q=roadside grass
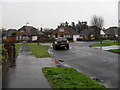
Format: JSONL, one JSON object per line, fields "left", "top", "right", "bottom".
{"left": 42, "top": 67, "right": 106, "bottom": 89}
{"left": 15, "top": 44, "right": 22, "bottom": 56}
{"left": 107, "top": 49, "right": 120, "bottom": 54}
{"left": 91, "top": 42, "right": 120, "bottom": 47}
{"left": 28, "top": 44, "right": 52, "bottom": 58}
{"left": 82, "top": 40, "right": 111, "bottom": 42}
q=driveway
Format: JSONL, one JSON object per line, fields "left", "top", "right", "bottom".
{"left": 48, "top": 42, "right": 119, "bottom": 88}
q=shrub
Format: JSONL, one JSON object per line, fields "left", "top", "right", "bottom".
{"left": 0, "top": 48, "right": 9, "bottom": 64}
{"left": 48, "top": 37, "right": 55, "bottom": 42}
{"left": 67, "top": 38, "right": 73, "bottom": 42}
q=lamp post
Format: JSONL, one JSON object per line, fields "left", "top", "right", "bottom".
{"left": 25, "top": 22, "right": 29, "bottom": 43}
{"left": 37, "top": 28, "right": 39, "bottom": 45}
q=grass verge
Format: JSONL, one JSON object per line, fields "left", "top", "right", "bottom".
{"left": 107, "top": 49, "right": 120, "bottom": 54}
{"left": 15, "top": 44, "right": 22, "bottom": 56}
{"left": 42, "top": 67, "right": 106, "bottom": 89}
{"left": 28, "top": 44, "right": 52, "bottom": 58}
{"left": 91, "top": 42, "right": 120, "bottom": 47}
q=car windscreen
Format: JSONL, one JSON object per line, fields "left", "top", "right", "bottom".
{"left": 55, "top": 39, "right": 67, "bottom": 42}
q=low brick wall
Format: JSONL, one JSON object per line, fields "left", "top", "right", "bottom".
{"left": 2, "top": 60, "right": 10, "bottom": 77}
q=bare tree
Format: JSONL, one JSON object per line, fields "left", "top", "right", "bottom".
{"left": 90, "top": 15, "right": 104, "bottom": 29}
{"left": 90, "top": 15, "right": 104, "bottom": 44}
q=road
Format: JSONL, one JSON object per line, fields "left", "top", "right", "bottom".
{"left": 48, "top": 42, "right": 119, "bottom": 88}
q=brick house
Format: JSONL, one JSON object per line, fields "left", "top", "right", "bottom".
{"left": 80, "top": 26, "right": 101, "bottom": 40}
{"left": 2, "top": 29, "right": 17, "bottom": 42}
{"left": 2, "top": 26, "right": 48, "bottom": 43}
{"left": 51, "top": 26, "right": 79, "bottom": 41}
{"left": 17, "top": 26, "right": 48, "bottom": 42}
{"left": 103, "top": 27, "right": 120, "bottom": 37}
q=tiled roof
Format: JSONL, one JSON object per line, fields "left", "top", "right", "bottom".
{"left": 18, "top": 26, "right": 44, "bottom": 36}
{"left": 2, "top": 29, "right": 17, "bottom": 36}
{"left": 104, "top": 27, "right": 120, "bottom": 36}
{"left": 7, "top": 29, "right": 17, "bottom": 36}
{"left": 81, "top": 26, "right": 100, "bottom": 36}
{"left": 53, "top": 26, "right": 79, "bottom": 35}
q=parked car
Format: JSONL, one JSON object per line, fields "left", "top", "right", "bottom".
{"left": 52, "top": 38, "right": 69, "bottom": 50}
{"left": 23, "top": 40, "right": 27, "bottom": 44}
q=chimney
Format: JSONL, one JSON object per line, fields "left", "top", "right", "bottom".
{"left": 40, "top": 27, "right": 43, "bottom": 32}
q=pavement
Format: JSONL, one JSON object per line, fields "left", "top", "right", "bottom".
{"left": 2, "top": 45, "right": 54, "bottom": 89}
{"left": 92, "top": 45, "right": 119, "bottom": 50}
{"left": 0, "top": 64, "right": 2, "bottom": 90}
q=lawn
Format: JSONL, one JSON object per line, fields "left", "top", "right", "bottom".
{"left": 91, "top": 42, "right": 120, "bottom": 47}
{"left": 107, "top": 49, "right": 120, "bottom": 54}
{"left": 42, "top": 67, "right": 106, "bottom": 89}
{"left": 0, "top": 44, "right": 2, "bottom": 50}
{"left": 28, "top": 44, "right": 52, "bottom": 58}
{"left": 15, "top": 44, "right": 22, "bottom": 56}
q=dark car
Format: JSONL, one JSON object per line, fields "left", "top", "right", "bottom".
{"left": 52, "top": 38, "right": 69, "bottom": 50}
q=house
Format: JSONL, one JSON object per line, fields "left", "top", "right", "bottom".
{"left": 100, "top": 29, "right": 108, "bottom": 39}
{"left": 80, "top": 26, "right": 100, "bottom": 40}
{"left": 104, "top": 27, "right": 120, "bottom": 37}
{"left": 2, "top": 31, "right": 8, "bottom": 40}
{"left": 2, "top": 29, "right": 17, "bottom": 42}
{"left": 17, "top": 26, "right": 48, "bottom": 42}
{"left": 7, "top": 29, "right": 17, "bottom": 37}
{"left": 51, "top": 26, "right": 79, "bottom": 41}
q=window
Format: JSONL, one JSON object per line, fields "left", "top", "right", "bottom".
{"left": 16, "top": 36, "right": 18, "bottom": 40}
{"left": 19, "top": 36, "right": 22, "bottom": 40}
{"left": 65, "top": 35, "right": 70, "bottom": 38}
{"left": 3, "top": 36, "right": 7, "bottom": 39}
{"left": 23, "top": 36, "right": 27, "bottom": 40}
{"left": 53, "top": 35, "right": 56, "bottom": 38}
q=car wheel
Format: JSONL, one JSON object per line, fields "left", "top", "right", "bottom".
{"left": 53, "top": 46, "right": 55, "bottom": 49}
{"left": 66, "top": 46, "right": 69, "bottom": 50}
{"left": 54, "top": 46, "right": 58, "bottom": 50}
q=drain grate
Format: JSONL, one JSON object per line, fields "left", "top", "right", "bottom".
{"left": 52, "top": 59, "right": 68, "bottom": 67}
{"left": 58, "top": 60, "right": 64, "bottom": 63}
{"left": 91, "top": 77, "right": 104, "bottom": 83}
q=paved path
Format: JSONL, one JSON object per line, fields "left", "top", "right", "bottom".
{"left": 3, "top": 45, "right": 54, "bottom": 88}
{"left": 0, "top": 65, "right": 2, "bottom": 90}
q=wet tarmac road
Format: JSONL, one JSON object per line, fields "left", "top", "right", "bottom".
{"left": 49, "top": 42, "right": 119, "bottom": 88}
{"left": 3, "top": 45, "right": 53, "bottom": 88}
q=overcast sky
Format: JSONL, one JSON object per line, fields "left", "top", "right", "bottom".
{"left": 0, "top": 0, "right": 119, "bottom": 30}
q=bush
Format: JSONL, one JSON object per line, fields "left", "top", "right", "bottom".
{"left": 0, "top": 48, "right": 9, "bottom": 64}
{"left": 76, "top": 38, "right": 84, "bottom": 41}
{"left": 48, "top": 37, "right": 55, "bottom": 42}
{"left": 67, "top": 38, "right": 73, "bottom": 42}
